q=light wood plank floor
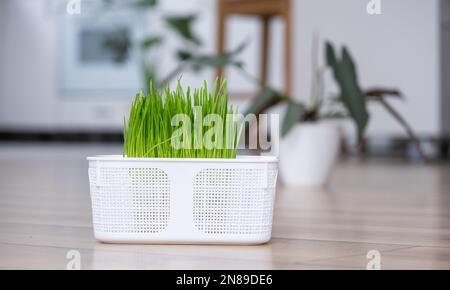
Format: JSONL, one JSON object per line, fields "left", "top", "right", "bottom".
{"left": 1, "top": 144, "right": 449, "bottom": 270}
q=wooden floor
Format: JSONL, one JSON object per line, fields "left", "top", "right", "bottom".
{"left": 1, "top": 144, "right": 450, "bottom": 270}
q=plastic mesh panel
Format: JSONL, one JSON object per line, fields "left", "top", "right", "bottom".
{"left": 193, "top": 168, "right": 277, "bottom": 235}
{"left": 89, "top": 167, "right": 170, "bottom": 234}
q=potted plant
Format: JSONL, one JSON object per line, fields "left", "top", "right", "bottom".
{"left": 246, "top": 41, "right": 425, "bottom": 188}
{"left": 87, "top": 79, "right": 278, "bottom": 244}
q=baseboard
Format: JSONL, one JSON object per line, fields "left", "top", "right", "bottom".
{"left": 0, "top": 131, "right": 123, "bottom": 143}
{"left": 0, "top": 131, "right": 448, "bottom": 160}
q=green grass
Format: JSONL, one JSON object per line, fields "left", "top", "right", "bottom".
{"left": 123, "top": 79, "right": 241, "bottom": 158}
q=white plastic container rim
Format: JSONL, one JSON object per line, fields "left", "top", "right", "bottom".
{"left": 87, "top": 155, "right": 278, "bottom": 163}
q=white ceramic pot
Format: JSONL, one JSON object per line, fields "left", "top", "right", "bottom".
{"left": 280, "top": 121, "right": 340, "bottom": 188}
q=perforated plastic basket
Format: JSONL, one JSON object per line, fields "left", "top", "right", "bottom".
{"left": 87, "top": 155, "right": 278, "bottom": 244}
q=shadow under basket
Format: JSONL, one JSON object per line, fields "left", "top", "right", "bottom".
{"left": 87, "top": 155, "right": 278, "bottom": 244}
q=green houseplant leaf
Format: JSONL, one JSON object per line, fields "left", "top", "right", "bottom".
{"left": 189, "top": 54, "right": 243, "bottom": 70}
{"left": 141, "top": 36, "right": 162, "bottom": 50}
{"left": 134, "top": 0, "right": 158, "bottom": 7}
{"left": 176, "top": 49, "right": 194, "bottom": 61}
{"left": 187, "top": 41, "right": 247, "bottom": 70}
{"left": 165, "top": 15, "right": 202, "bottom": 46}
{"left": 157, "top": 42, "right": 247, "bottom": 87}
{"left": 244, "top": 88, "right": 284, "bottom": 116}
{"left": 282, "top": 101, "right": 305, "bottom": 137}
{"left": 326, "top": 42, "right": 369, "bottom": 140}
{"left": 326, "top": 42, "right": 337, "bottom": 68}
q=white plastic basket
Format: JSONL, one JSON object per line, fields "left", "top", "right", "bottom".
{"left": 87, "top": 155, "right": 278, "bottom": 244}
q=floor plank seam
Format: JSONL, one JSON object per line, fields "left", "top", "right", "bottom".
{"left": 0, "top": 241, "right": 282, "bottom": 264}
{"left": 297, "top": 245, "right": 417, "bottom": 267}
{"left": 0, "top": 221, "right": 93, "bottom": 230}
{"left": 271, "top": 235, "right": 424, "bottom": 248}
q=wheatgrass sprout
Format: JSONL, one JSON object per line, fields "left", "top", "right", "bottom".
{"left": 123, "top": 79, "right": 241, "bottom": 158}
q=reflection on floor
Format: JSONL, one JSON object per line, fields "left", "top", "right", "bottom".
{"left": 0, "top": 144, "right": 449, "bottom": 269}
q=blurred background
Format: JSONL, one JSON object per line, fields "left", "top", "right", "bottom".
{"left": 0, "top": 0, "right": 449, "bottom": 160}
{"left": 1, "top": 0, "right": 450, "bottom": 270}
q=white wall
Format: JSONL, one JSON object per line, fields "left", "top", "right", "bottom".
{"left": 0, "top": 0, "right": 443, "bottom": 138}
{"left": 0, "top": 0, "right": 57, "bottom": 129}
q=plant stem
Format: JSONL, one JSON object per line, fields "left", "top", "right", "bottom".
{"left": 377, "top": 97, "right": 428, "bottom": 162}
{"left": 157, "top": 62, "right": 189, "bottom": 88}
